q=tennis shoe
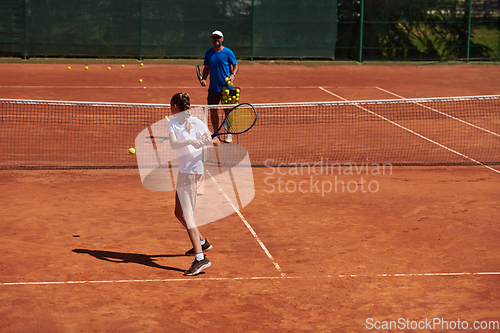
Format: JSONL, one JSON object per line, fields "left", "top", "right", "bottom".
{"left": 184, "top": 256, "right": 211, "bottom": 276}
{"left": 185, "top": 239, "right": 213, "bottom": 256}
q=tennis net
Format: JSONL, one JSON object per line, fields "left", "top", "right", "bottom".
{"left": 1, "top": 95, "right": 499, "bottom": 170}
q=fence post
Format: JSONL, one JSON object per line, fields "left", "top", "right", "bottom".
{"left": 359, "top": 0, "right": 364, "bottom": 63}
{"left": 466, "top": 0, "right": 473, "bottom": 62}
{"left": 139, "top": 0, "right": 143, "bottom": 60}
{"left": 251, "top": 0, "right": 255, "bottom": 61}
{"left": 23, "top": 0, "right": 27, "bottom": 59}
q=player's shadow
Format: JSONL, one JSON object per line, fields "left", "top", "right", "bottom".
{"left": 72, "top": 249, "right": 186, "bottom": 272}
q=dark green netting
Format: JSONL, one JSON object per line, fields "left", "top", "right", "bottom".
{"left": 0, "top": 0, "right": 498, "bottom": 61}
{"left": 0, "top": 0, "right": 337, "bottom": 59}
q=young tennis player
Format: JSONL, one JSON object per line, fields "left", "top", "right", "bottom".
{"left": 168, "top": 92, "right": 219, "bottom": 276}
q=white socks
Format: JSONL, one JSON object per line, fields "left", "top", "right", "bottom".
{"left": 194, "top": 239, "right": 206, "bottom": 261}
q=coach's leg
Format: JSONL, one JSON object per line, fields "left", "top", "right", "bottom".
{"left": 207, "top": 89, "right": 222, "bottom": 132}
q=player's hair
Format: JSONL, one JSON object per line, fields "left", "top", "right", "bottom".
{"left": 171, "top": 92, "right": 192, "bottom": 133}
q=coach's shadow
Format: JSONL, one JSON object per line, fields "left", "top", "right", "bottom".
{"left": 72, "top": 249, "right": 186, "bottom": 272}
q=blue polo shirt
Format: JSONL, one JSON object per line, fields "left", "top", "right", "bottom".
{"left": 204, "top": 47, "right": 237, "bottom": 92}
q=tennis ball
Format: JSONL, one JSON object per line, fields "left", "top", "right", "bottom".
{"left": 121, "top": 64, "right": 125, "bottom": 68}
{"left": 140, "top": 63, "right": 144, "bottom": 67}
{"left": 68, "top": 66, "right": 71, "bottom": 70}
{"left": 85, "top": 66, "right": 89, "bottom": 70}
{"left": 108, "top": 67, "right": 111, "bottom": 70}
{"left": 128, "top": 148, "right": 135, "bottom": 155}
{"left": 139, "top": 79, "right": 143, "bottom": 83}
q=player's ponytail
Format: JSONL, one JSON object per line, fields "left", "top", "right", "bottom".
{"left": 171, "top": 92, "right": 192, "bottom": 133}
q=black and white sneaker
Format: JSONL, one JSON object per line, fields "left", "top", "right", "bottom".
{"left": 185, "top": 240, "right": 213, "bottom": 256}
{"left": 184, "top": 256, "right": 211, "bottom": 276}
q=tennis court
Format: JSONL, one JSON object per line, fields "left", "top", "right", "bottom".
{"left": 1, "top": 62, "right": 500, "bottom": 332}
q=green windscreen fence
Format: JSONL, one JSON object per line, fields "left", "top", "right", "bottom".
{"left": 0, "top": 0, "right": 337, "bottom": 59}
{"left": 337, "top": 0, "right": 500, "bottom": 61}
{"left": 0, "top": 0, "right": 498, "bottom": 61}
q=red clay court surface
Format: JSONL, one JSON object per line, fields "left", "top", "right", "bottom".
{"left": 1, "top": 62, "right": 500, "bottom": 332}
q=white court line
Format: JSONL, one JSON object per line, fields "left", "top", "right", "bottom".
{"left": 375, "top": 86, "right": 500, "bottom": 138}
{"left": 204, "top": 169, "right": 283, "bottom": 276}
{"left": 319, "top": 87, "right": 500, "bottom": 174}
{"left": 0, "top": 85, "right": 189, "bottom": 89}
{"left": 319, "top": 86, "right": 348, "bottom": 100}
{"left": 0, "top": 85, "right": 374, "bottom": 90}
{"left": 2, "top": 271, "right": 499, "bottom": 286}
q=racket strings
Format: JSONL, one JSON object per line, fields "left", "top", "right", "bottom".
{"left": 225, "top": 106, "right": 256, "bottom": 134}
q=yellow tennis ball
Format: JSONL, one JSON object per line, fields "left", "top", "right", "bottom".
{"left": 121, "top": 64, "right": 125, "bottom": 68}
{"left": 139, "top": 79, "right": 143, "bottom": 83}
{"left": 108, "top": 67, "right": 111, "bottom": 70}
{"left": 85, "top": 66, "right": 89, "bottom": 70}
{"left": 68, "top": 66, "right": 71, "bottom": 70}
{"left": 140, "top": 63, "right": 144, "bottom": 66}
{"left": 128, "top": 148, "right": 135, "bottom": 155}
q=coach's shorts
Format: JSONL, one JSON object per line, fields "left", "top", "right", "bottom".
{"left": 207, "top": 89, "right": 222, "bottom": 105}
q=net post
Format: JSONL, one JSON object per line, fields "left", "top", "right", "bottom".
{"left": 203, "top": 105, "right": 209, "bottom": 128}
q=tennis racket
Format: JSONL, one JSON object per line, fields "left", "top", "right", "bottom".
{"left": 211, "top": 103, "right": 257, "bottom": 139}
{"left": 195, "top": 65, "right": 203, "bottom": 83}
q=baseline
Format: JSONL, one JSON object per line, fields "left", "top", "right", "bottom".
{"left": 2, "top": 271, "right": 500, "bottom": 287}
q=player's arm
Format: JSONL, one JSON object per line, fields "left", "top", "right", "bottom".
{"left": 229, "top": 63, "right": 239, "bottom": 82}
{"left": 169, "top": 132, "right": 203, "bottom": 149}
{"left": 202, "top": 131, "right": 219, "bottom": 146}
{"left": 201, "top": 65, "right": 210, "bottom": 86}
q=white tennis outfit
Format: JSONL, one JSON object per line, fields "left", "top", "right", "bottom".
{"left": 168, "top": 114, "right": 209, "bottom": 229}
{"left": 168, "top": 115, "right": 208, "bottom": 175}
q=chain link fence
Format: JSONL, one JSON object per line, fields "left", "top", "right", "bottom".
{"left": 0, "top": 0, "right": 498, "bottom": 61}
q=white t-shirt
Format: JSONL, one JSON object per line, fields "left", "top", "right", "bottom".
{"left": 168, "top": 115, "right": 209, "bottom": 174}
